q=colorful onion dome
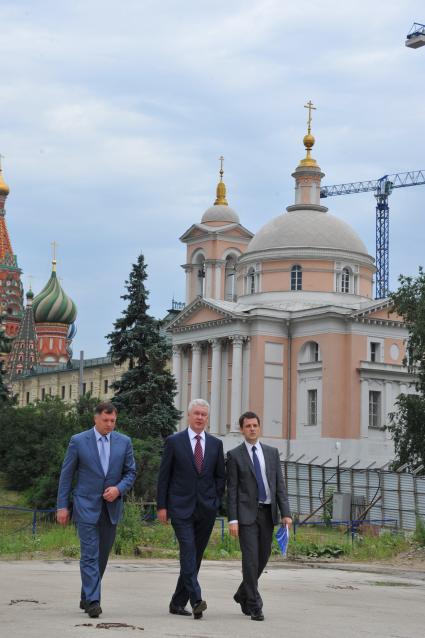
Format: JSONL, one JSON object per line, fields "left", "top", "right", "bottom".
{"left": 32, "top": 260, "right": 77, "bottom": 324}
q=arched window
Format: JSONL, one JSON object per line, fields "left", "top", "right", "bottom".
{"left": 192, "top": 252, "right": 206, "bottom": 297}
{"left": 341, "top": 267, "right": 350, "bottom": 293}
{"left": 291, "top": 265, "right": 302, "bottom": 291}
{"left": 224, "top": 255, "right": 237, "bottom": 301}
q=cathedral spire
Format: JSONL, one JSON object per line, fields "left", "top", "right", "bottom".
{"left": 299, "top": 100, "right": 318, "bottom": 168}
{"left": 214, "top": 155, "right": 228, "bottom": 206}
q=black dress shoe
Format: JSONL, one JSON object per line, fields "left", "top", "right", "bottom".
{"left": 79, "top": 600, "right": 88, "bottom": 612}
{"left": 250, "top": 607, "right": 264, "bottom": 621}
{"left": 169, "top": 603, "right": 192, "bottom": 616}
{"left": 87, "top": 602, "right": 102, "bottom": 618}
{"left": 192, "top": 599, "right": 207, "bottom": 619}
{"left": 233, "top": 593, "right": 250, "bottom": 616}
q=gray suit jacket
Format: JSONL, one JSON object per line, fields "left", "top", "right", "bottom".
{"left": 227, "top": 442, "right": 291, "bottom": 525}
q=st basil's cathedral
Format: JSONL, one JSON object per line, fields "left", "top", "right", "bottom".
{"left": 0, "top": 161, "right": 77, "bottom": 377}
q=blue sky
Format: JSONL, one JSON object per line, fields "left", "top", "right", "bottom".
{"left": 1, "top": 0, "right": 424, "bottom": 357}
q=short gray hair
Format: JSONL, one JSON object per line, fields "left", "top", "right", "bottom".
{"left": 188, "top": 398, "right": 210, "bottom": 414}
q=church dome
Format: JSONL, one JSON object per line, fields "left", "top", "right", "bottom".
{"left": 201, "top": 159, "right": 240, "bottom": 224}
{"left": 201, "top": 204, "right": 240, "bottom": 224}
{"left": 33, "top": 261, "right": 77, "bottom": 324}
{"left": 247, "top": 206, "right": 368, "bottom": 256}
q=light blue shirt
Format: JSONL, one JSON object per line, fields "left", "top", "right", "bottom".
{"left": 94, "top": 427, "right": 111, "bottom": 472}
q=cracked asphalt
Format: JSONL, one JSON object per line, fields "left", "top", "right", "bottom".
{"left": 1, "top": 559, "right": 424, "bottom": 638}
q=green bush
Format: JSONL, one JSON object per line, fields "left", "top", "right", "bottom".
{"left": 114, "top": 500, "right": 143, "bottom": 555}
{"left": 413, "top": 517, "right": 425, "bottom": 546}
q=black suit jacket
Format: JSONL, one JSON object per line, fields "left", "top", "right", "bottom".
{"left": 157, "top": 428, "right": 226, "bottom": 519}
{"left": 227, "top": 442, "right": 291, "bottom": 525}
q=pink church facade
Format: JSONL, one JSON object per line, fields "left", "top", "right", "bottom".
{"left": 168, "top": 134, "right": 413, "bottom": 467}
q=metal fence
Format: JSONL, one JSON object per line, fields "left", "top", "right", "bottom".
{"left": 282, "top": 460, "right": 425, "bottom": 531}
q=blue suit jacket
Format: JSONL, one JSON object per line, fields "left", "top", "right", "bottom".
{"left": 57, "top": 428, "right": 137, "bottom": 525}
{"left": 156, "top": 428, "right": 225, "bottom": 519}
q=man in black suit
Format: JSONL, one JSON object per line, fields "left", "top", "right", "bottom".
{"left": 157, "top": 398, "right": 225, "bottom": 620}
{"left": 227, "top": 411, "right": 292, "bottom": 621}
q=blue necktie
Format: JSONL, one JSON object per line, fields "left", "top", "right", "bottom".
{"left": 99, "top": 436, "right": 109, "bottom": 476}
{"left": 252, "top": 445, "right": 267, "bottom": 502}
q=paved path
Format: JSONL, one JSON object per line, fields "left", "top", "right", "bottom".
{"left": 1, "top": 559, "right": 423, "bottom": 638}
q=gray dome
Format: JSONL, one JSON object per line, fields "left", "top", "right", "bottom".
{"left": 201, "top": 204, "right": 240, "bottom": 224}
{"left": 247, "top": 207, "right": 368, "bottom": 255}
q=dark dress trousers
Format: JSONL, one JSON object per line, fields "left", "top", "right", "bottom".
{"left": 57, "top": 428, "right": 136, "bottom": 604}
{"left": 227, "top": 442, "right": 291, "bottom": 611}
{"left": 157, "top": 428, "right": 225, "bottom": 607}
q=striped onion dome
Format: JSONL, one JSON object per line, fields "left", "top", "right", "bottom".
{"left": 32, "top": 260, "right": 77, "bottom": 324}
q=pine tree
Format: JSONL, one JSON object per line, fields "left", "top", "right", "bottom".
{"left": 107, "top": 253, "right": 180, "bottom": 439}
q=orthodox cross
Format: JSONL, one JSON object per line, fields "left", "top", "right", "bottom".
{"left": 304, "top": 100, "right": 316, "bottom": 134}
{"left": 219, "top": 155, "right": 224, "bottom": 181}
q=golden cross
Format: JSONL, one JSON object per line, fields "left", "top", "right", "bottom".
{"left": 51, "top": 240, "right": 58, "bottom": 262}
{"left": 27, "top": 275, "right": 34, "bottom": 291}
{"left": 304, "top": 100, "right": 316, "bottom": 134}
{"left": 0, "top": 153, "right": 4, "bottom": 171}
{"left": 219, "top": 155, "right": 224, "bottom": 181}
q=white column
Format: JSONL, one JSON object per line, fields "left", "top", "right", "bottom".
{"left": 242, "top": 337, "right": 250, "bottom": 412}
{"left": 184, "top": 266, "right": 192, "bottom": 305}
{"left": 205, "top": 262, "right": 213, "bottom": 298}
{"left": 209, "top": 339, "right": 222, "bottom": 434}
{"left": 360, "top": 378, "right": 369, "bottom": 438}
{"left": 191, "top": 342, "right": 202, "bottom": 400}
{"left": 172, "top": 345, "right": 182, "bottom": 411}
{"left": 181, "top": 348, "right": 189, "bottom": 429}
{"left": 230, "top": 335, "right": 244, "bottom": 433}
{"left": 215, "top": 263, "right": 222, "bottom": 300}
{"left": 220, "top": 341, "right": 229, "bottom": 434}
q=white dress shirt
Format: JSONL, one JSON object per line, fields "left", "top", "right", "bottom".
{"left": 188, "top": 427, "right": 206, "bottom": 455}
{"left": 244, "top": 440, "right": 271, "bottom": 504}
{"left": 229, "top": 440, "right": 271, "bottom": 525}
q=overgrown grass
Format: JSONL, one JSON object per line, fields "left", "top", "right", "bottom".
{"left": 0, "top": 487, "right": 412, "bottom": 562}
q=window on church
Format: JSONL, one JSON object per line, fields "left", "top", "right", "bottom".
{"left": 104, "top": 379, "right": 109, "bottom": 394}
{"left": 341, "top": 267, "right": 350, "bottom": 293}
{"left": 82, "top": 383, "right": 87, "bottom": 395}
{"left": 291, "top": 265, "right": 302, "bottom": 291}
{"left": 370, "top": 342, "right": 381, "bottom": 362}
{"left": 247, "top": 267, "right": 257, "bottom": 294}
{"left": 26, "top": 392, "right": 30, "bottom": 405}
{"left": 194, "top": 254, "right": 206, "bottom": 297}
{"left": 61, "top": 386, "right": 65, "bottom": 400}
{"left": 307, "top": 389, "right": 318, "bottom": 425}
{"left": 69, "top": 385, "right": 72, "bottom": 399}
{"left": 369, "top": 391, "right": 381, "bottom": 428}
{"left": 41, "top": 388, "right": 46, "bottom": 400}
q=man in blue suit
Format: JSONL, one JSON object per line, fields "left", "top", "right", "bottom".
{"left": 57, "top": 401, "right": 136, "bottom": 618}
{"left": 157, "top": 398, "right": 225, "bottom": 620}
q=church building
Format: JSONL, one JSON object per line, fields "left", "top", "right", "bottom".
{"left": 167, "top": 116, "right": 413, "bottom": 467}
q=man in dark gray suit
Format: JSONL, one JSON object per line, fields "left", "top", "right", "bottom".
{"left": 227, "top": 411, "right": 292, "bottom": 621}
